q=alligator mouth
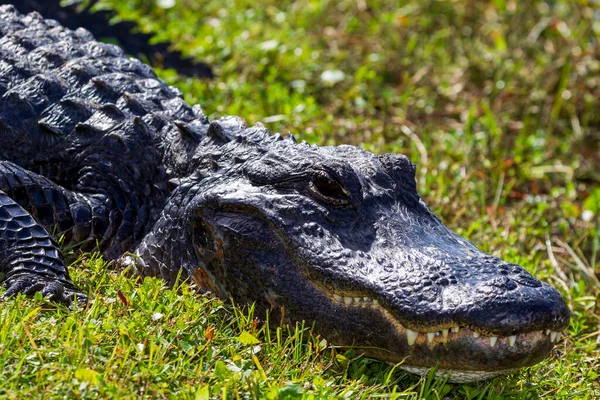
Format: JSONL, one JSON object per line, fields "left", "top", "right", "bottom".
{"left": 326, "top": 292, "right": 563, "bottom": 381}
{"left": 330, "top": 293, "right": 563, "bottom": 345}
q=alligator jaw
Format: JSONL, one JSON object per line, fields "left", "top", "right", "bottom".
{"left": 329, "top": 292, "right": 563, "bottom": 344}
{"left": 397, "top": 366, "right": 518, "bottom": 383}
{"left": 326, "top": 292, "right": 564, "bottom": 382}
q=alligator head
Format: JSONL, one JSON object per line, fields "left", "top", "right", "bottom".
{"left": 126, "top": 125, "right": 570, "bottom": 383}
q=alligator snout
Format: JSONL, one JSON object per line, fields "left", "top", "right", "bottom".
{"left": 371, "top": 253, "right": 570, "bottom": 337}
{"left": 315, "top": 244, "right": 570, "bottom": 381}
{"left": 308, "top": 207, "right": 571, "bottom": 381}
{"left": 449, "top": 264, "right": 570, "bottom": 336}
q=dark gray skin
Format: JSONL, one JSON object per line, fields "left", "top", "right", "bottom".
{"left": 6, "top": 0, "right": 213, "bottom": 78}
{"left": 0, "top": 6, "right": 569, "bottom": 382}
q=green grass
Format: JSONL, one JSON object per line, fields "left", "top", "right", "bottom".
{"left": 1, "top": 0, "right": 600, "bottom": 398}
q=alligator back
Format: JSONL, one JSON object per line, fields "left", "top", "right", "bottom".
{"left": 5, "top": 0, "right": 213, "bottom": 77}
{"left": 0, "top": 5, "right": 209, "bottom": 257}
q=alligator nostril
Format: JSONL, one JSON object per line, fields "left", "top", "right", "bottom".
{"left": 490, "top": 275, "right": 519, "bottom": 291}
{"left": 506, "top": 279, "right": 517, "bottom": 290}
{"left": 513, "top": 272, "right": 542, "bottom": 288}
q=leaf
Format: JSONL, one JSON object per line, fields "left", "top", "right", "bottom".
{"left": 214, "top": 361, "right": 228, "bottom": 380}
{"left": 277, "top": 384, "right": 303, "bottom": 399}
{"left": 237, "top": 331, "right": 260, "bottom": 345}
{"left": 195, "top": 385, "right": 209, "bottom": 400}
{"left": 180, "top": 340, "right": 193, "bottom": 353}
{"left": 75, "top": 368, "right": 99, "bottom": 384}
{"left": 251, "top": 317, "right": 260, "bottom": 334}
{"left": 118, "top": 324, "right": 128, "bottom": 336}
{"left": 204, "top": 325, "right": 215, "bottom": 342}
{"left": 583, "top": 187, "right": 600, "bottom": 214}
{"left": 151, "top": 312, "right": 164, "bottom": 321}
{"left": 22, "top": 307, "right": 41, "bottom": 323}
{"left": 335, "top": 353, "right": 348, "bottom": 366}
{"left": 117, "top": 290, "right": 129, "bottom": 306}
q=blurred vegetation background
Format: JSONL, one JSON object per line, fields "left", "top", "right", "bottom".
{"left": 0, "top": 0, "right": 598, "bottom": 398}
{"left": 101, "top": 0, "right": 600, "bottom": 218}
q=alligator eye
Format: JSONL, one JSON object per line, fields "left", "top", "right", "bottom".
{"left": 309, "top": 171, "right": 351, "bottom": 206}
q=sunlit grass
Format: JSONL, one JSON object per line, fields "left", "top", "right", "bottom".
{"left": 2, "top": 250, "right": 596, "bottom": 399}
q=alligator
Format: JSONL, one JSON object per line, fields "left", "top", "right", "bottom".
{"left": 0, "top": 6, "right": 570, "bottom": 383}
{"left": 6, "top": 0, "right": 213, "bottom": 78}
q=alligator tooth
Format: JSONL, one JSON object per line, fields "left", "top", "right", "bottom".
{"left": 343, "top": 297, "right": 353, "bottom": 305}
{"left": 406, "top": 329, "right": 418, "bottom": 346}
{"left": 427, "top": 332, "right": 435, "bottom": 343}
{"left": 545, "top": 329, "right": 551, "bottom": 335}
{"left": 333, "top": 294, "right": 342, "bottom": 302}
{"left": 372, "top": 299, "right": 379, "bottom": 305}
{"left": 490, "top": 336, "right": 497, "bottom": 348}
{"left": 354, "top": 297, "right": 362, "bottom": 303}
{"left": 363, "top": 297, "right": 371, "bottom": 302}
{"left": 473, "top": 332, "right": 480, "bottom": 338}
{"left": 442, "top": 329, "right": 449, "bottom": 338}
{"left": 509, "top": 335, "right": 516, "bottom": 347}
{"left": 556, "top": 332, "right": 561, "bottom": 342}
{"left": 452, "top": 326, "right": 460, "bottom": 333}
{"left": 550, "top": 331, "right": 558, "bottom": 343}
{"left": 383, "top": 309, "right": 389, "bottom": 315}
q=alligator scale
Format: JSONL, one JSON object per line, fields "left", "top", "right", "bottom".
{"left": 0, "top": 6, "right": 569, "bottom": 383}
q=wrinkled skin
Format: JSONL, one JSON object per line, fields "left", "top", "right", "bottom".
{"left": 0, "top": 6, "right": 569, "bottom": 382}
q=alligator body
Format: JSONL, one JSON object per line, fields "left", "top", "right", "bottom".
{"left": 0, "top": 6, "right": 569, "bottom": 383}
{"left": 6, "top": 0, "right": 213, "bottom": 78}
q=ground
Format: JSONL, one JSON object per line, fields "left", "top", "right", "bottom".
{"left": 0, "top": 0, "right": 598, "bottom": 398}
